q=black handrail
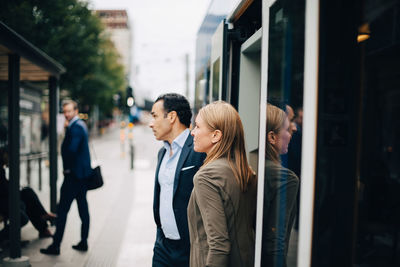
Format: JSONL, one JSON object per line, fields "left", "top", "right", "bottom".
{"left": 20, "top": 152, "right": 48, "bottom": 191}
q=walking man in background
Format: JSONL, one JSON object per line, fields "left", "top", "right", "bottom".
{"left": 41, "top": 100, "right": 92, "bottom": 255}
{"left": 149, "top": 93, "right": 205, "bottom": 267}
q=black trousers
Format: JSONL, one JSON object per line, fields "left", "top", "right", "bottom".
{"left": 152, "top": 229, "right": 189, "bottom": 267}
{"left": 0, "top": 187, "right": 45, "bottom": 241}
{"left": 20, "top": 187, "right": 48, "bottom": 232}
{"left": 52, "top": 175, "right": 89, "bottom": 247}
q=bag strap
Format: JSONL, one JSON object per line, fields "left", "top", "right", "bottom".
{"left": 89, "top": 141, "right": 98, "bottom": 162}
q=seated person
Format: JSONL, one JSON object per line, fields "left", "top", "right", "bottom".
{"left": 0, "top": 154, "right": 55, "bottom": 240}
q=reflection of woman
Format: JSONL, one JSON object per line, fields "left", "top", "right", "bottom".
{"left": 261, "top": 104, "right": 299, "bottom": 267}
{"left": 188, "top": 101, "right": 257, "bottom": 267}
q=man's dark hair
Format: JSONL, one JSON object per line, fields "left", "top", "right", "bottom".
{"left": 155, "top": 93, "right": 192, "bottom": 128}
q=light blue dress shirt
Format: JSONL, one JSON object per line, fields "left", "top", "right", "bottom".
{"left": 68, "top": 115, "right": 79, "bottom": 128}
{"left": 158, "top": 128, "right": 190, "bottom": 240}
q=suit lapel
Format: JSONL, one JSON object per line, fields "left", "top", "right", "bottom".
{"left": 155, "top": 148, "right": 166, "bottom": 185}
{"left": 173, "top": 135, "right": 192, "bottom": 196}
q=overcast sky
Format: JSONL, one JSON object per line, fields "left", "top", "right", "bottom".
{"left": 88, "top": 0, "right": 211, "bottom": 104}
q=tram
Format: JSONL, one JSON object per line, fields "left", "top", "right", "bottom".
{"left": 194, "top": 0, "right": 400, "bottom": 266}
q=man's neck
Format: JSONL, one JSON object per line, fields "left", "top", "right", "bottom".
{"left": 166, "top": 125, "right": 188, "bottom": 145}
{"left": 166, "top": 125, "right": 188, "bottom": 157}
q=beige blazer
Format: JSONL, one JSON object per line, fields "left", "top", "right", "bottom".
{"left": 187, "top": 158, "right": 257, "bottom": 267}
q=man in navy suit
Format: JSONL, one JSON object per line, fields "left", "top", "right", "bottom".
{"left": 150, "top": 93, "right": 206, "bottom": 267}
{"left": 41, "top": 100, "right": 92, "bottom": 255}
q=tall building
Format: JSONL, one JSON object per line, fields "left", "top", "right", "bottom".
{"left": 95, "top": 10, "right": 132, "bottom": 82}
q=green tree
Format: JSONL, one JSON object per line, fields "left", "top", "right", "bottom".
{"left": 0, "top": 0, "right": 126, "bottom": 117}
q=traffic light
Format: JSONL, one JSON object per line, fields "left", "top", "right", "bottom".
{"left": 126, "top": 86, "right": 133, "bottom": 98}
{"left": 126, "top": 86, "right": 134, "bottom": 107}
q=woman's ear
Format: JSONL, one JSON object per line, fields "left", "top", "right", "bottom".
{"left": 211, "top": 130, "right": 222, "bottom": 144}
{"left": 267, "top": 131, "right": 276, "bottom": 145}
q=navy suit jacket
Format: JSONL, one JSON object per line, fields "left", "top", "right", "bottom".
{"left": 61, "top": 119, "right": 92, "bottom": 179}
{"left": 153, "top": 134, "right": 206, "bottom": 245}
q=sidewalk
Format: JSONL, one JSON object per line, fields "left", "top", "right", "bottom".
{"left": 1, "top": 122, "right": 161, "bottom": 266}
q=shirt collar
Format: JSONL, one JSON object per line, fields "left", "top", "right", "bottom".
{"left": 163, "top": 128, "right": 190, "bottom": 150}
{"left": 68, "top": 116, "right": 79, "bottom": 128}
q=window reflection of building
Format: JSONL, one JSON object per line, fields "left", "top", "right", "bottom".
{"left": 0, "top": 82, "right": 48, "bottom": 187}
{"left": 20, "top": 85, "right": 43, "bottom": 155}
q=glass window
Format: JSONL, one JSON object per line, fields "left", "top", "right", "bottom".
{"left": 355, "top": 1, "right": 400, "bottom": 266}
{"left": 260, "top": 0, "right": 305, "bottom": 266}
{"left": 211, "top": 58, "right": 220, "bottom": 102}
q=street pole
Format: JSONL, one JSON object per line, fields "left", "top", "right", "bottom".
{"left": 185, "top": 53, "right": 189, "bottom": 98}
{"left": 5, "top": 53, "right": 30, "bottom": 267}
{"left": 49, "top": 76, "right": 59, "bottom": 214}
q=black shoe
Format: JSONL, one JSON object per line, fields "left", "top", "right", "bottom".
{"left": 72, "top": 241, "right": 88, "bottom": 252}
{"left": 40, "top": 244, "right": 60, "bottom": 255}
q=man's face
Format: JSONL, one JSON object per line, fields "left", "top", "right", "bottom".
{"left": 63, "top": 103, "right": 78, "bottom": 122}
{"left": 149, "top": 100, "right": 172, "bottom": 141}
{"left": 295, "top": 109, "right": 303, "bottom": 127}
{"left": 286, "top": 105, "right": 297, "bottom": 135}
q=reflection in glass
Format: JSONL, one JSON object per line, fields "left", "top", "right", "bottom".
{"left": 212, "top": 58, "right": 220, "bottom": 102}
{"left": 261, "top": 0, "right": 305, "bottom": 266}
{"left": 261, "top": 104, "right": 299, "bottom": 267}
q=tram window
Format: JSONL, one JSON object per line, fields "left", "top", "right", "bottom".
{"left": 354, "top": 0, "right": 400, "bottom": 265}
{"left": 260, "top": 0, "right": 305, "bottom": 266}
{"left": 211, "top": 58, "right": 220, "bottom": 102}
{"left": 306, "top": 0, "right": 400, "bottom": 266}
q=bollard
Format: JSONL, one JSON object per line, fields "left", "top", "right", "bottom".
{"left": 130, "top": 144, "right": 134, "bottom": 170}
{"left": 128, "top": 122, "right": 134, "bottom": 170}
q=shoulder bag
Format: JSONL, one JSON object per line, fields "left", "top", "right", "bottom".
{"left": 88, "top": 142, "right": 104, "bottom": 190}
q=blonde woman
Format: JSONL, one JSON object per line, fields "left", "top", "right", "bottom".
{"left": 188, "top": 101, "right": 257, "bottom": 267}
{"left": 261, "top": 104, "right": 299, "bottom": 267}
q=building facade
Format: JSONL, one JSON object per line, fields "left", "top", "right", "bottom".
{"left": 95, "top": 10, "right": 132, "bottom": 82}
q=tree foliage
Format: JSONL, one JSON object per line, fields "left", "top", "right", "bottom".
{"left": 0, "top": 0, "right": 126, "bottom": 117}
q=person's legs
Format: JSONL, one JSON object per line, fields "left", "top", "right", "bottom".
{"left": 52, "top": 177, "right": 76, "bottom": 247}
{"left": 152, "top": 240, "right": 171, "bottom": 267}
{"left": 152, "top": 230, "right": 189, "bottom": 267}
{"left": 75, "top": 181, "right": 89, "bottom": 244}
{"left": 20, "top": 187, "right": 47, "bottom": 216}
{"left": 20, "top": 187, "right": 48, "bottom": 233}
{"left": 165, "top": 238, "right": 189, "bottom": 267}
{"left": 0, "top": 223, "right": 8, "bottom": 242}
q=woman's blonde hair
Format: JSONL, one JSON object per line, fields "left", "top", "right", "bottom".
{"left": 198, "top": 101, "right": 254, "bottom": 192}
{"left": 266, "top": 103, "right": 287, "bottom": 163}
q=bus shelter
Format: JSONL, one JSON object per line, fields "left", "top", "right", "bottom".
{"left": 0, "top": 21, "right": 65, "bottom": 262}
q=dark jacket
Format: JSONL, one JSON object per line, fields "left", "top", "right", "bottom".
{"left": 153, "top": 134, "right": 206, "bottom": 246}
{"left": 261, "top": 160, "right": 299, "bottom": 267}
{"left": 61, "top": 119, "right": 92, "bottom": 179}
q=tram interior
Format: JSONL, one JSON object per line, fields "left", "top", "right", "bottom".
{"left": 356, "top": 0, "right": 400, "bottom": 264}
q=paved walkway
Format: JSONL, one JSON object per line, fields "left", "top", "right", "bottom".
{"left": 1, "top": 121, "right": 161, "bottom": 266}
